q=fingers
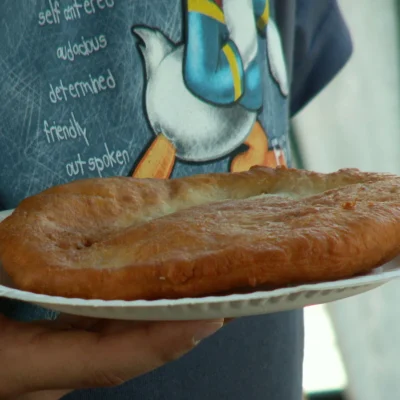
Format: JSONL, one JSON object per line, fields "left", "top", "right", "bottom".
{"left": 84, "top": 319, "right": 224, "bottom": 387}
{"left": 1, "top": 316, "right": 223, "bottom": 396}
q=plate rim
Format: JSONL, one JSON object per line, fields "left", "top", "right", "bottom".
{"left": 1, "top": 266, "right": 399, "bottom": 309}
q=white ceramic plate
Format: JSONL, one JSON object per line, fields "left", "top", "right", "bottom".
{"left": 1, "top": 209, "right": 400, "bottom": 320}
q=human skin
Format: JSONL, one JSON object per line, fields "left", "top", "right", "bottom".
{"left": 0, "top": 313, "right": 224, "bottom": 399}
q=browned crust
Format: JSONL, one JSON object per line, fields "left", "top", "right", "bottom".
{"left": 1, "top": 166, "right": 400, "bottom": 300}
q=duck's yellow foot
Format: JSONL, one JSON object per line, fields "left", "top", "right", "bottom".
{"left": 132, "top": 135, "right": 176, "bottom": 179}
{"left": 230, "top": 121, "right": 268, "bottom": 172}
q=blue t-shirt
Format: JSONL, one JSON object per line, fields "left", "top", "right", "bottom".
{"left": 0, "top": 0, "right": 352, "bottom": 398}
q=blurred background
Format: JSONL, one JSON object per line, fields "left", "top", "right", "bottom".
{"left": 293, "top": 0, "right": 400, "bottom": 399}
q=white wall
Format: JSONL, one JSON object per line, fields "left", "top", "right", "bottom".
{"left": 293, "top": 1, "right": 400, "bottom": 399}
{"left": 294, "top": 0, "right": 400, "bottom": 175}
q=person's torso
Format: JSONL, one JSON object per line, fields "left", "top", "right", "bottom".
{"left": 0, "top": 1, "right": 304, "bottom": 399}
{"left": 0, "top": 0, "right": 291, "bottom": 208}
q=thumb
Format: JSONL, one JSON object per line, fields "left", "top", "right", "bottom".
{"left": 4, "top": 318, "right": 224, "bottom": 395}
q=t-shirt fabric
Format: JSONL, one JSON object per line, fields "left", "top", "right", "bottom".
{"left": 0, "top": 1, "right": 352, "bottom": 398}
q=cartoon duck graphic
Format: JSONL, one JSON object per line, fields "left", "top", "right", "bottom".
{"left": 132, "top": 0, "right": 288, "bottom": 179}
